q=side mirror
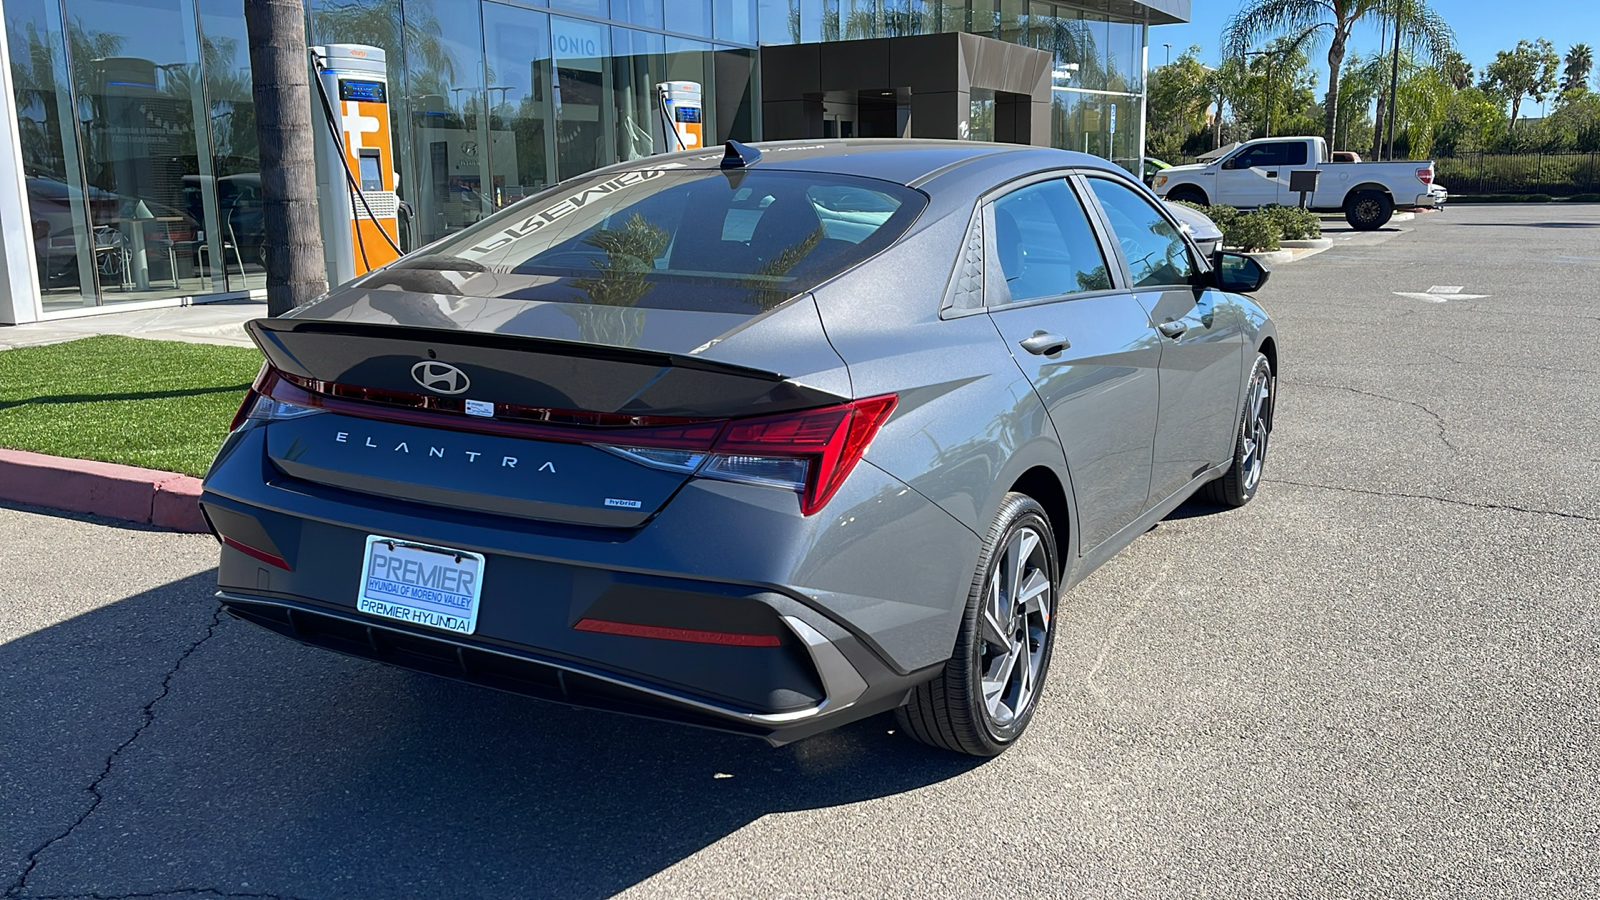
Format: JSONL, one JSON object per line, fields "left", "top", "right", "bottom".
{"left": 1220, "top": 158, "right": 1238, "bottom": 170}
{"left": 1211, "top": 251, "right": 1270, "bottom": 293}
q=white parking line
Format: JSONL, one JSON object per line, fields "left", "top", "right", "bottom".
{"left": 1392, "top": 285, "right": 1490, "bottom": 303}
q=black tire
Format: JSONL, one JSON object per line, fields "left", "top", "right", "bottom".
{"left": 1344, "top": 190, "right": 1393, "bottom": 230}
{"left": 1167, "top": 186, "right": 1209, "bottom": 207}
{"left": 1206, "top": 353, "right": 1275, "bottom": 507}
{"left": 896, "top": 492, "right": 1060, "bottom": 757}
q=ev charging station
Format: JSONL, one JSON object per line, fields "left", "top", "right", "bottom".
{"left": 312, "top": 44, "right": 401, "bottom": 286}
{"left": 654, "top": 81, "right": 703, "bottom": 154}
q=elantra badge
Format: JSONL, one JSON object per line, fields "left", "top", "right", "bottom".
{"left": 412, "top": 361, "right": 470, "bottom": 395}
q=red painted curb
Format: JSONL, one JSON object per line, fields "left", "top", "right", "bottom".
{"left": 0, "top": 449, "right": 211, "bottom": 533}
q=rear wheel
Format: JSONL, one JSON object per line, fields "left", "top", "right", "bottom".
{"left": 1344, "top": 190, "right": 1393, "bottom": 230}
{"left": 897, "top": 493, "right": 1059, "bottom": 757}
{"left": 1206, "top": 353, "right": 1275, "bottom": 508}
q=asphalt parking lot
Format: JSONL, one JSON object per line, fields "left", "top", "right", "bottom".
{"left": 4, "top": 203, "right": 1598, "bottom": 899}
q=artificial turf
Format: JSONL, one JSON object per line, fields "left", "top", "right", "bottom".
{"left": 0, "top": 335, "right": 262, "bottom": 477}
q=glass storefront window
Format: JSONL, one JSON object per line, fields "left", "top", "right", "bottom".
{"left": 6, "top": 0, "right": 97, "bottom": 310}
{"left": 615, "top": 0, "right": 665, "bottom": 31}
{"left": 668, "top": 0, "right": 714, "bottom": 41}
{"left": 482, "top": 3, "right": 554, "bottom": 213}
{"left": 839, "top": 0, "right": 878, "bottom": 39}
{"left": 551, "top": 16, "right": 610, "bottom": 180}
{"left": 757, "top": 0, "right": 800, "bottom": 44}
{"left": 65, "top": 0, "right": 206, "bottom": 304}
{"left": 198, "top": 0, "right": 264, "bottom": 294}
{"left": 713, "top": 0, "right": 756, "bottom": 44}
{"left": 612, "top": 27, "right": 664, "bottom": 161}
{"left": 712, "top": 46, "right": 757, "bottom": 142}
{"left": 552, "top": 0, "right": 608, "bottom": 19}
{"left": 665, "top": 37, "right": 715, "bottom": 140}
{"left": 1105, "top": 19, "right": 1141, "bottom": 93}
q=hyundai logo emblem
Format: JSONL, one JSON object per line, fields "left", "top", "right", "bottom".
{"left": 411, "top": 360, "right": 470, "bottom": 395}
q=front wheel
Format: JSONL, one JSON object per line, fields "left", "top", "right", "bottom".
{"left": 897, "top": 493, "right": 1059, "bottom": 757}
{"left": 1206, "top": 353, "right": 1275, "bottom": 507}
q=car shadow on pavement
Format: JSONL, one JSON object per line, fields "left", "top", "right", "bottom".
{"left": 3, "top": 571, "right": 981, "bottom": 899}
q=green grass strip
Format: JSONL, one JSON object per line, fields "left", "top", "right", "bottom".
{"left": 0, "top": 335, "right": 262, "bottom": 477}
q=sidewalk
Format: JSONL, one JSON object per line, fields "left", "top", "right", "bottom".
{"left": 0, "top": 297, "right": 264, "bottom": 351}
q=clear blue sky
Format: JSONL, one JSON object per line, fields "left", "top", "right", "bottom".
{"left": 1153, "top": 0, "right": 1600, "bottom": 92}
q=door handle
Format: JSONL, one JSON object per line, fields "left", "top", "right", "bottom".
{"left": 1019, "top": 331, "right": 1070, "bottom": 356}
{"left": 1158, "top": 320, "right": 1188, "bottom": 339}
{"left": 1265, "top": 170, "right": 1279, "bottom": 177}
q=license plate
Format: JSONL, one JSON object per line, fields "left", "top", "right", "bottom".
{"left": 356, "top": 536, "right": 484, "bottom": 635}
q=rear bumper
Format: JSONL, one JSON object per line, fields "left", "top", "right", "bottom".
{"left": 217, "top": 588, "right": 928, "bottom": 744}
{"left": 199, "top": 421, "right": 976, "bottom": 743}
{"left": 1412, "top": 192, "right": 1438, "bottom": 209}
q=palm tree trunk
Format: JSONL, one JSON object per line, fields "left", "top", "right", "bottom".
{"left": 244, "top": 0, "right": 326, "bottom": 316}
{"left": 1508, "top": 95, "right": 1521, "bottom": 131}
{"left": 1370, "top": 89, "right": 1387, "bottom": 159}
{"left": 1324, "top": 36, "right": 1346, "bottom": 148}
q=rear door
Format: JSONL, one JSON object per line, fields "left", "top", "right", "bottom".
{"left": 1081, "top": 174, "right": 1246, "bottom": 505}
{"left": 981, "top": 175, "right": 1161, "bottom": 553}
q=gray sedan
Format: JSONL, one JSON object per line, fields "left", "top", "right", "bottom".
{"left": 202, "top": 139, "right": 1277, "bottom": 757}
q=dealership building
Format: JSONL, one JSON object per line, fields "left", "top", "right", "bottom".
{"left": 0, "top": 0, "right": 1187, "bottom": 324}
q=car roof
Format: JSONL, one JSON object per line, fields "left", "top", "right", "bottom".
{"left": 591, "top": 138, "right": 1129, "bottom": 190}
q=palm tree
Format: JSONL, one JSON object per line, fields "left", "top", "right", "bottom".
{"left": 244, "top": 0, "right": 326, "bottom": 315}
{"left": 1563, "top": 43, "right": 1594, "bottom": 94}
{"left": 1224, "top": 0, "right": 1454, "bottom": 150}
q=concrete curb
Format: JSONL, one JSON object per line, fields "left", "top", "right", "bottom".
{"left": 0, "top": 448, "right": 209, "bottom": 533}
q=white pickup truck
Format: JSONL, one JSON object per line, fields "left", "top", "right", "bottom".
{"left": 1151, "top": 136, "right": 1438, "bottom": 230}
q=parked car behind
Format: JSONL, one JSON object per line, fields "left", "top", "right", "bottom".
{"left": 1151, "top": 135, "right": 1436, "bottom": 230}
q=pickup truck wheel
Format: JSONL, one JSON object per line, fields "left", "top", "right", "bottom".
{"left": 1345, "top": 190, "right": 1393, "bottom": 230}
{"left": 1167, "top": 186, "right": 1208, "bottom": 207}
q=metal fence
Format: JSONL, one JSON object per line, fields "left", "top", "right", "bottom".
{"left": 1434, "top": 152, "right": 1600, "bottom": 196}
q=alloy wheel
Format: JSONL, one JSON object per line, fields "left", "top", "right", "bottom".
{"left": 978, "top": 526, "right": 1052, "bottom": 728}
{"left": 1240, "top": 370, "right": 1273, "bottom": 492}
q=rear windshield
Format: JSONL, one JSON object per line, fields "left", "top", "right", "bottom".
{"left": 379, "top": 168, "right": 926, "bottom": 314}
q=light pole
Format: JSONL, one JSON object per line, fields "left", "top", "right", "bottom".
{"left": 1163, "top": 43, "right": 1171, "bottom": 67}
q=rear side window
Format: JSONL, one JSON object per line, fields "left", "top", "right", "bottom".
{"left": 391, "top": 169, "right": 926, "bottom": 314}
{"left": 989, "top": 179, "right": 1112, "bottom": 304}
{"left": 1232, "top": 141, "right": 1306, "bottom": 168}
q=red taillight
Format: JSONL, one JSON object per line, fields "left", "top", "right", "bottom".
{"left": 710, "top": 394, "right": 898, "bottom": 515}
{"left": 228, "top": 362, "right": 273, "bottom": 432}
{"left": 1416, "top": 167, "right": 1434, "bottom": 185}
{"left": 221, "top": 535, "right": 291, "bottom": 570}
{"left": 574, "top": 617, "right": 782, "bottom": 647}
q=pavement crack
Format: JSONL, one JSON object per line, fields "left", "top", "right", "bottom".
{"left": 6, "top": 605, "right": 226, "bottom": 900}
{"left": 1083, "top": 562, "right": 1170, "bottom": 703}
{"left": 1273, "top": 479, "right": 1600, "bottom": 523}
{"left": 1283, "top": 379, "right": 1460, "bottom": 455}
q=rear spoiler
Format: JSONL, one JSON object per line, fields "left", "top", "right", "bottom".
{"left": 246, "top": 318, "right": 845, "bottom": 418}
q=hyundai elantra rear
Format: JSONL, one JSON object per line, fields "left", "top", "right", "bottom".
{"left": 201, "top": 140, "right": 1279, "bottom": 756}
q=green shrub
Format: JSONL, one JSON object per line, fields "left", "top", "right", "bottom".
{"left": 1225, "top": 210, "right": 1282, "bottom": 252}
{"left": 1258, "top": 204, "right": 1322, "bottom": 240}
{"left": 1568, "top": 192, "right": 1600, "bottom": 202}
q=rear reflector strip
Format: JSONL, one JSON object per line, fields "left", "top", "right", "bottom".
{"left": 574, "top": 617, "right": 782, "bottom": 647}
{"left": 221, "top": 535, "right": 291, "bottom": 570}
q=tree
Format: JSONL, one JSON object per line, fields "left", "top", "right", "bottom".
{"left": 1145, "top": 46, "right": 1214, "bottom": 159}
{"left": 245, "top": 0, "right": 327, "bottom": 315}
{"left": 1561, "top": 43, "right": 1593, "bottom": 97}
{"left": 1481, "top": 38, "right": 1560, "bottom": 130}
{"left": 1223, "top": 0, "right": 1454, "bottom": 150}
